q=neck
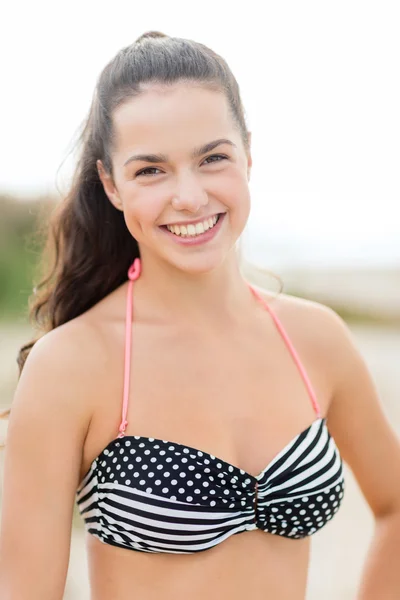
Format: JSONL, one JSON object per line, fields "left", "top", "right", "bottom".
{"left": 133, "top": 248, "right": 256, "bottom": 330}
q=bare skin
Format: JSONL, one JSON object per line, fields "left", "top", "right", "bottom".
{"left": 76, "top": 278, "right": 333, "bottom": 600}
{"left": 1, "top": 260, "right": 399, "bottom": 599}
{"left": 1, "top": 82, "right": 399, "bottom": 599}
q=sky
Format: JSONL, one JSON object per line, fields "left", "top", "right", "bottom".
{"left": 1, "top": 1, "right": 399, "bottom": 268}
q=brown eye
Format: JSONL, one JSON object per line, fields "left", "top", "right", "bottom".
{"left": 203, "top": 154, "right": 227, "bottom": 165}
{"left": 135, "top": 167, "right": 162, "bottom": 178}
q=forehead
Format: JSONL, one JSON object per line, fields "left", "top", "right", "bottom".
{"left": 112, "top": 84, "right": 237, "bottom": 156}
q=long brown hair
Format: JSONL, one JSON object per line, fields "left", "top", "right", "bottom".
{"left": 2, "top": 31, "right": 281, "bottom": 422}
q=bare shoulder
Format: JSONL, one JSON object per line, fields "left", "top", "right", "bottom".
{"left": 253, "top": 285, "right": 346, "bottom": 354}
{"left": 28, "top": 311, "right": 104, "bottom": 381}
{"left": 13, "top": 309, "right": 111, "bottom": 439}
{"left": 251, "top": 285, "right": 350, "bottom": 412}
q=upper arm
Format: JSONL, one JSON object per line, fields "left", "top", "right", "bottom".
{"left": 0, "top": 324, "right": 93, "bottom": 599}
{"left": 321, "top": 308, "right": 400, "bottom": 518}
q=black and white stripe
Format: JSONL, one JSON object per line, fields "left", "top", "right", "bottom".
{"left": 76, "top": 418, "right": 345, "bottom": 553}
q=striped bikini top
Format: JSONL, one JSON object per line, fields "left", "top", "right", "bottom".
{"left": 76, "top": 258, "right": 345, "bottom": 554}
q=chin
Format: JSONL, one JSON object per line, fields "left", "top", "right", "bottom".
{"left": 161, "top": 246, "right": 238, "bottom": 276}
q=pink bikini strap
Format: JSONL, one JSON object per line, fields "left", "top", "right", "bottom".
{"left": 247, "top": 284, "right": 321, "bottom": 418}
{"left": 117, "top": 258, "right": 141, "bottom": 438}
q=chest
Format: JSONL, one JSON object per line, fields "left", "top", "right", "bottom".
{"left": 133, "top": 324, "right": 310, "bottom": 423}
{"left": 84, "top": 314, "right": 332, "bottom": 480}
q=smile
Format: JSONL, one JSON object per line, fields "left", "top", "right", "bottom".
{"left": 164, "top": 215, "right": 220, "bottom": 238}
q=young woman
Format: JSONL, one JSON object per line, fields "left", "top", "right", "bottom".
{"left": 0, "top": 31, "right": 399, "bottom": 600}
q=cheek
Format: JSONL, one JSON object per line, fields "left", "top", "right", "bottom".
{"left": 237, "top": 187, "right": 251, "bottom": 227}
{"left": 122, "top": 196, "right": 164, "bottom": 240}
{"left": 221, "top": 174, "right": 251, "bottom": 219}
{"left": 215, "top": 168, "right": 250, "bottom": 202}
{"left": 230, "top": 184, "right": 251, "bottom": 238}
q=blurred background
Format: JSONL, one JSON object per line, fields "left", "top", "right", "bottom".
{"left": 0, "top": 1, "right": 399, "bottom": 598}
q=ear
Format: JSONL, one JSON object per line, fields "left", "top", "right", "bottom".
{"left": 97, "top": 160, "right": 123, "bottom": 211}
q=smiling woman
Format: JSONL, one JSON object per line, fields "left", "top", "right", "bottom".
{"left": 1, "top": 29, "right": 400, "bottom": 600}
{"left": 95, "top": 77, "right": 252, "bottom": 275}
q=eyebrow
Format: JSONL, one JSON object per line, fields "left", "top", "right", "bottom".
{"left": 123, "top": 138, "right": 237, "bottom": 167}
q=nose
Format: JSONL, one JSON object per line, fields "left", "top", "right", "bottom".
{"left": 171, "top": 171, "right": 209, "bottom": 213}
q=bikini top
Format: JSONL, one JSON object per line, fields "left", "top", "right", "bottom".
{"left": 76, "top": 258, "right": 345, "bottom": 554}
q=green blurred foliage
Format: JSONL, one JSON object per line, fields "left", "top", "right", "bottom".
{"left": 0, "top": 194, "right": 56, "bottom": 322}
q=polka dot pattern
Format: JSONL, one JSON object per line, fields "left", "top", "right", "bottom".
{"left": 261, "top": 480, "right": 345, "bottom": 538}
{"left": 95, "top": 436, "right": 254, "bottom": 509}
{"left": 76, "top": 418, "right": 345, "bottom": 552}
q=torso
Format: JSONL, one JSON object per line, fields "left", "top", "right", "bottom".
{"left": 75, "top": 278, "right": 336, "bottom": 600}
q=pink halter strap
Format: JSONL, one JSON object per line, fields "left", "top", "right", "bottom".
{"left": 117, "top": 258, "right": 141, "bottom": 438}
{"left": 247, "top": 285, "right": 321, "bottom": 418}
{"left": 117, "top": 258, "right": 321, "bottom": 437}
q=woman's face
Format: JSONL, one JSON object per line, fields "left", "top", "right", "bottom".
{"left": 98, "top": 83, "right": 252, "bottom": 274}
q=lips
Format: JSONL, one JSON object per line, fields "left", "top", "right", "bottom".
{"left": 164, "top": 215, "right": 221, "bottom": 238}
{"left": 161, "top": 213, "right": 223, "bottom": 229}
{"left": 159, "top": 212, "right": 226, "bottom": 246}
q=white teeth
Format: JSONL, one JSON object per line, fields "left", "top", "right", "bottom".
{"left": 195, "top": 222, "right": 204, "bottom": 234}
{"left": 166, "top": 215, "right": 220, "bottom": 237}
